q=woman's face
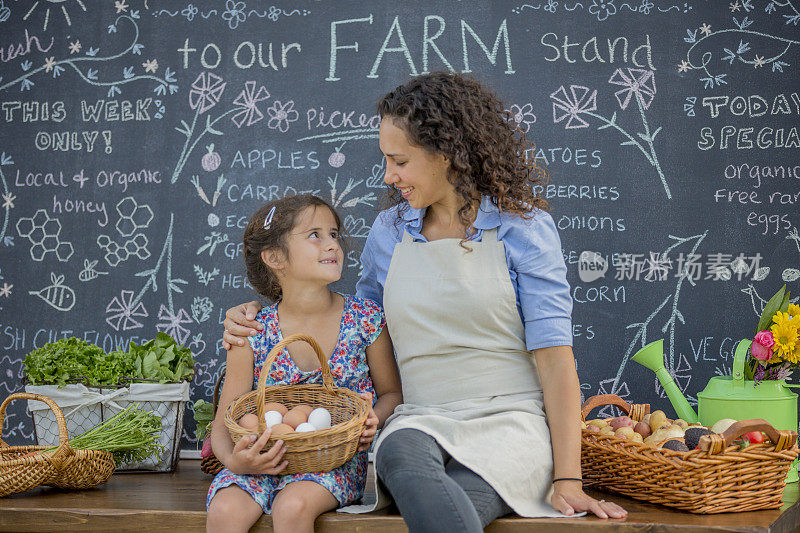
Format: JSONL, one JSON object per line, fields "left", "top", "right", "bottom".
{"left": 379, "top": 117, "right": 453, "bottom": 210}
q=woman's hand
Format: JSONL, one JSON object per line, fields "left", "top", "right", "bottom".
{"left": 357, "top": 392, "right": 379, "bottom": 452}
{"left": 222, "top": 301, "right": 263, "bottom": 350}
{"left": 226, "top": 430, "right": 289, "bottom": 476}
{"left": 550, "top": 480, "right": 626, "bottom": 519}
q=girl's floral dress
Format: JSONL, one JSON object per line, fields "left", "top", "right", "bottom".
{"left": 207, "top": 294, "right": 385, "bottom": 513}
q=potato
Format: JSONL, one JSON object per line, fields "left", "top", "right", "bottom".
{"left": 585, "top": 424, "right": 601, "bottom": 433}
{"left": 609, "top": 416, "right": 635, "bottom": 430}
{"left": 588, "top": 418, "right": 608, "bottom": 428}
{"left": 615, "top": 426, "right": 635, "bottom": 438}
{"left": 634, "top": 421, "right": 651, "bottom": 439}
{"left": 649, "top": 411, "right": 668, "bottom": 432}
{"left": 642, "top": 413, "right": 651, "bottom": 426}
{"left": 630, "top": 432, "right": 644, "bottom": 443}
{"left": 581, "top": 420, "right": 587, "bottom": 430}
{"left": 711, "top": 418, "right": 738, "bottom": 434}
{"left": 673, "top": 419, "right": 689, "bottom": 430}
{"left": 600, "top": 426, "right": 614, "bottom": 435}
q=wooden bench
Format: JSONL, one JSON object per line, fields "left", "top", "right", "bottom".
{"left": 1, "top": 460, "right": 799, "bottom": 532}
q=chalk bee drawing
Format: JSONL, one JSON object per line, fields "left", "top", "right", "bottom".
{"left": 29, "top": 273, "right": 76, "bottom": 311}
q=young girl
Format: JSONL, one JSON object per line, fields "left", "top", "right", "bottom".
{"left": 206, "top": 194, "right": 402, "bottom": 533}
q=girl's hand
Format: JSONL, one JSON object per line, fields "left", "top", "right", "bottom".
{"left": 222, "top": 301, "right": 263, "bottom": 350}
{"left": 550, "top": 480, "right": 626, "bottom": 519}
{"left": 358, "top": 392, "right": 379, "bottom": 452}
{"left": 227, "top": 430, "right": 289, "bottom": 476}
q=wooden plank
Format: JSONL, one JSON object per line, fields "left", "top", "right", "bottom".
{"left": 0, "top": 460, "right": 798, "bottom": 532}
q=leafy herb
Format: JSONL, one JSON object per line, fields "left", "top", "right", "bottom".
{"left": 44, "top": 403, "right": 163, "bottom": 464}
{"left": 193, "top": 399, "right": 214, "bottom": 441}
{"left": 24, "top": 333, "right": 195, "bottom": 386}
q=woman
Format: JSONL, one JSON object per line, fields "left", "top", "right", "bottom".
{"left": 222, "top": 72, "right": 626, "bottom": 529}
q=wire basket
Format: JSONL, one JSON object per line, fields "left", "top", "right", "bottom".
{"left": 581, "top": 394, "right": 799, "bottom": 513}
{"left": 0, "top": 393, "right": 115, "bottom": 497}
{"left": 225, "top": 334, "right": 368, "bottom": 475}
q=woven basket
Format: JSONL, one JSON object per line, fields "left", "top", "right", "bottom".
{"left": 581, "top": 394, "right": 799, "bottom": 513}
{"left": 0, "top": 393, "right": 115, "bottom": 497}
{"left": 200, "top": 369, "right": 225, "bottom": 476}
{"left": 225, "top": 333, "right": 368, "bottom": 475}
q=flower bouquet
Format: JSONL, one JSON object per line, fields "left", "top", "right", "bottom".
{"left": 747, "top": 284, "right": 800, "bottom": 384}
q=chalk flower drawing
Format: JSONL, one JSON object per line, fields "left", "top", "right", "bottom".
{"left": 267, "top": 100, "right": 299, "bottom": 133}
{"left": 1, "top": 192, "right": 14, "bottom": 209}
{"left": 589, "top": 0, "right": 617, "bottom": 21}
{"left": 544, "top": 0, "right": 558, "bottom": 13}
{"left": 174, "top": 75, "right": 287, "bottom": 183}
{"left": 181, "top": 4, "right": 199, "bottom": 20}
{"left": 550, "top": 70, "right": 669, "bottom": 198}
{"left": 189, "top": 72, "right": 226, "bottom": 115}
{"left": 231, "top": 81, "right": 270, "bottom": 128}
{"left": 507, "top": 103, "right": 536, "bottom": 133}
{"left": 156, "top": 305, "right": 193, "bottom": 345}
{"left": 142, "top": 58, "right": 158, "bottom": 73}
{"left": 638, "top": 0, "right": 654, "bottom": 14}
{"left": 221, "top": 0, "right": 247, "bottom": 29}
{"left": 0, "top": 282, "right": 11, "bottom": 297}
{"left": 106, "top": 290, "right": 149, "bottom": 331}
{"left": 550, "top": 85, "right": 597, "bottom": 129}
{"left": 608, "top": 68, "right": 655, "bottom": 110}
{"left": 0, "top": 15, "right": 176, "bottom": 97}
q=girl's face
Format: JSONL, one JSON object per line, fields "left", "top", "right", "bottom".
{"left": 265, "top": 206, "right": 343, "bottom": 285}
{"left": 379, "top": 117, "right": 453, "bottom": 210}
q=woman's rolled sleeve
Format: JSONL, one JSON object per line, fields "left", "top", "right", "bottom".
{"left": 515, "top": 213, "right": 574, "bottom": 351}
{"left": 355, "top": 214, "right": 390, "bottom": 306}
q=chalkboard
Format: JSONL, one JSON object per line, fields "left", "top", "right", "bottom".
{"left": 1, "top": 0, "right": 799, "bottom": 448}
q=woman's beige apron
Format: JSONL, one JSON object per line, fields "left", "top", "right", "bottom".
{"left": 340, "top": 228, "right": 573, "bottom": 518}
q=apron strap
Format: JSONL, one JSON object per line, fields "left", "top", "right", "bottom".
{"left": 482, "top": 227, "right": 499, "bottom": 241}
{"left": 401, "top": 230, "right": 415, "bottom": 244}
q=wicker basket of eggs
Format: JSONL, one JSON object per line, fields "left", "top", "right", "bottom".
{"left": 225, "top": 334, "right": 369, "bottom": 475}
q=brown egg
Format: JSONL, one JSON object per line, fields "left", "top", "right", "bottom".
{"left": 238, "top": 413, "right": 260, "bottom": 431}
{"left": 293, "top": 404, "right": 314, "bottom": 417}
{"left": 264, "top": 402, "right": 288, "bottom": 416}
{"left": 270, "top": 423, "right": 294, "bottom": 435}
{"left": 283, "top": 407, "right": 308, "bottom": 429}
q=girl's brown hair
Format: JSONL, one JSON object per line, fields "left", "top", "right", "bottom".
{"left": 243, "top": 195, "right": 343, "bottom": 302}
{"left": 377, "top": 72, "right": 550, "bottom": 240}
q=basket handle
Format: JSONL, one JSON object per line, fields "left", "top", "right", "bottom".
{"left": 580, "top": 394, "right": 651, "bottom": 422}
{"left": 256, "top": 334, "right": 333, "bottom": 421}
{"left": 698, "top": 419, "right": 798, "bottom": 454}
{"left": 212, "top": 367, "right": 226, "bottom": 415}
{"left": 0, "top": 392, "right": 74, "bottom": 467}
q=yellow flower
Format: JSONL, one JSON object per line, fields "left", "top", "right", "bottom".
{"left": 788, "top": 303, "right": 800, "bottom": 318}
{"left": 772, "top": 310, "right": 794, "bottom": 328}
{"left": 771, "top": 321, "right": 799, "bottom": 360}
{"left": 789, "top": 343, "right": 800, "bottom": 365}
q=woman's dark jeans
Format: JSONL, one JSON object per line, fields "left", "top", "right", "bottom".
{"left": 376, "top": 428, "right": 512, "bottom": 532}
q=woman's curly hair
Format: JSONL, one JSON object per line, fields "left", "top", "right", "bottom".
{"left": 377, "top": 72, "right": 549, "bottom": 239}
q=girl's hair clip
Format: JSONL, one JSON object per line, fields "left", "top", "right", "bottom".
{"left": 263, "top": 206, "right": 276, "bottom": 230}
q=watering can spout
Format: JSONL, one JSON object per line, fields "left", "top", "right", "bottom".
{"left": 631, "top": 339, "right": 699, "bottom": 423}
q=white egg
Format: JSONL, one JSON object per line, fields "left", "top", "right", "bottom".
{"left": 264, "top": 410, "right": 283, "bottom": 428}
{"left": 308, "top": 407, "right": 331, "bottom": 430}
{"left": 295, "top": 422, "right": 316, "bottom": 433}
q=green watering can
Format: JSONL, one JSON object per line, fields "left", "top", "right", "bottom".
{"left": 632, "top": 338, "right": 800, "bottom": 482}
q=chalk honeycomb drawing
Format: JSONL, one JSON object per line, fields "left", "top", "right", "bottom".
{"left": 97, "top": 197, "right": 153, "bottom": 267}
{"left": 115, "top": 197, "right": 153, "bottom": 237}
{"left": 15, "top": 209, "right": 74, "bottom": 262}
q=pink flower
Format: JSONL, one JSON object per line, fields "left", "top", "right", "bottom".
{"left": 755, "top": 330, "right": 775, "bottom": 349}
{"left": 751, "top": 331, "right": 774, "bottom": 362}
